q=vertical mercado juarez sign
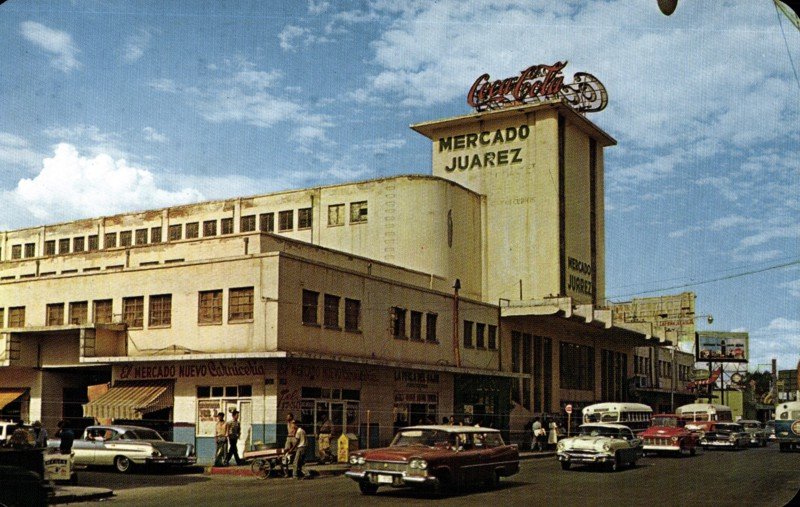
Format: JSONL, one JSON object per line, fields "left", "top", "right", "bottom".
{"left": 467, "top": 61, "right": 608, "bottom": 113}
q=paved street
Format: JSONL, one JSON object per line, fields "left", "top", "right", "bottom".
{"left": 67, "top": 447, "right": 799, "bottom": 507}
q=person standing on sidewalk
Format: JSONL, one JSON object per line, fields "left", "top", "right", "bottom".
{"left": 224, "top": 409, "right": 243, "bottom": 466}
{"left": 214, "top": 412, "right": 227, "bottom": 466}
{"left": 548, "top": 419, "right": 559, "bottom": 450}
{"left": 531, "top": 417, "right": 544, "bottom": 451}
{"left": 291, "top": 421, "right": 307, "bottom": 479}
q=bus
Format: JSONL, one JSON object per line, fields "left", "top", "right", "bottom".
{"left": 675, "top": 403, "right": 733, "bottom": 432}
{"left": 581, "top": 402, "right": 653, "bottom": 434}
{"left": 774, "top": 400, "right": 800, "bottom": 452}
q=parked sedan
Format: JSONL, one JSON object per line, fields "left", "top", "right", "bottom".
{"left": 345, "top": 425, "right": 519, "bottom": 496}
{"left": 738, "top": 420, "right": 769, "bottom": 447}
{"left": 698, "top": 422, "right": 749, "bottom": 450}
{"left": 557, "top": 423, "right": 643, "bottom": 471}
{"left": 50, "top": 425, "right": 196, "bottom": 473}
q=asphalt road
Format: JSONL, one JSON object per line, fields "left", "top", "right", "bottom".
{"left": 69, "top": 446, "right": 800, "bottom": 507}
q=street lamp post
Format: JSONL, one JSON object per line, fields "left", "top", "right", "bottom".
{"left": 660, "top": 313, "right": 713, "bottom": 412}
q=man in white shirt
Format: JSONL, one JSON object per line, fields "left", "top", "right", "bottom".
{"left": 291, "top": 421, "right": 307, "bottom": 479}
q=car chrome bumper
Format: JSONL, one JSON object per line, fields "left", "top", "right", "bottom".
{"left": 557, "top": 452, "right": 613, "bottom": 464}
{"left": 643, "top": 444, "right": 681, "bottom": 452}
{"left": 345, "top": 469, "right": 438, "bottom": 487}
{"left": 701, "top": 441, "right": 735, "bottom": 447}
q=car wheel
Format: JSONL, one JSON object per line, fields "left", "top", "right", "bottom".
{"left": 359, "top": 481, "right": 379, "bottom": 495}
{"left": 761, "top": 440, "right": 767, "bottom": 447}
{"left": 485, "top": 470, "right": 500, "bottom": 489}
{"left": 114, "top": 456, "right": 133, "bottom": 473}
{"left": 608, "top": 455, "right": 620, "bottom": 472}
{"left": 690, "top": 447, "right": 697, "bottom": 456}
{"left": 250, "top": 458, "right": 271, "bottom": 479}
{"left": 560, "top": 461, "right": 571, "bottom": 471}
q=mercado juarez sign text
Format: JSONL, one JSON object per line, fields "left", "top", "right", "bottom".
{"left": 467, "top": 62, "right": 608, "bottom": 113}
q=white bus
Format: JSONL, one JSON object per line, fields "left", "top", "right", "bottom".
{"left": 582, "top": 402, "right": 653, "bottom": 433}
{"left": 675, "top": 403, "right": 733, "bottom": 432}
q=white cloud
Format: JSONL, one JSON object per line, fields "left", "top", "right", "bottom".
{"left": 122, "top": 28, "right": 152, "bottom": 63}
{"left": 780, "top": 279, "right": 800, "bottom": 298}
{"left": 749, "top": 317, "right": 800, "bottom": 370}
{"left": 0, "top": 133, "right": 42, "bottom": 170}
{"left": 279, "top": 25, "right": 307, "bottom": 50}
{"left": 8, "top": 143, "right": 203, "bottom": 224}
{"left": 308, "top": 1, "right": 330, "bottom": 15}
{"left": 142, "top": 127, "right": 168, "bottom": 143}
{"left": 19, "top": 21, "right": 81, "bottom": 72}
{"left": 147, "top": 78, "right": 180, "bottom": 93}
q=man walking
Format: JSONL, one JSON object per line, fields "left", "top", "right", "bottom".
{"left": 214, "top": 412, "right": 227, "bottom": 466}
{"left": 224, "top": 409, "right": 243, "bottom": 466}
{"left": 291, "top": 420, "right": 307, "bottom": 479}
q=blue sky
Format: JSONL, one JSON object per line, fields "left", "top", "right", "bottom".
{"left": 1, "top": 0, "right": 798, "bottom": 370}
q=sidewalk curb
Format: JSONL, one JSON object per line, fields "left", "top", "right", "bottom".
{"left": 50, "top": 487, "right": 114, "bottom": 504}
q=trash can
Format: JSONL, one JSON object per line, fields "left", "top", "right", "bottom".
{"left": 336, "top": 433, "right": 359, "bottom": 463}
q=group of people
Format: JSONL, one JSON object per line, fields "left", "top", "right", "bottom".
{"left": 528, "top": 417, "right": 562, "bottom": 451}
{"left": 4, "top": 419, "right": 74, "bottom": 453}
{"left": 214, "top": 409, "right": 243, "bottom": 467}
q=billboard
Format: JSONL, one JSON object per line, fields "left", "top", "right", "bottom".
{"left": 696, "top": 332, "right": 749, "bottom": 363}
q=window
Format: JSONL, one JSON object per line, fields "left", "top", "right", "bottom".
{"left": 93, "top": 299, "right": 113, "bottom": 324}
{"left": 11, "top": 245, "right": 22, "bottom": 259}
{"left": 169, "top": 224, "right": 182, "bottom": 241}
{"left": 8, "top": 307, "right": 25, "bottom": 327}
{"left": 46, "top": 303, "right": 64, "bottom": 326}
{"left": 560, "top": 342, "right": 595, "bottom": 390}
{"left": 203, "top": 220, "right": 217, "bottom": 237}
{"left": 70, "top": 237, "right": 83, "bottom": 253}
{"left": 302, "top": 290, "right": 319, "bottom": 325}
{"left": 135, "top": 228, "right": 148, "bottom": 245}
{"left": 391, "top": 307, "right": 407, "bottom": 339}
{"left": 410, "top": 311, "right": 422, "bottom": 341}
{"left": 328, "top": 204, "right": 345, "bottom": 226}
{"left": 24, "top": 243, "right": 36, "bottom": 258}
{"left": 298, "top": 207, "right": 312, "bottom": 229}
{"left": 69, "top": 301, "right": 88, "bottom": 325}
{"left": 344, "top": 298, "right": 361, "bottom": 332}
{"left": 522, "top": 333, "right": 531, "bottom": 374}
{"left": 88, "top": 235, "right": 99, "bottom": 251}
{"left": 278, "top": 210, "right": 293, "bottom": 231}
{"left": 229, "top": 287, "right": 254, "bottom": 322}
{"left": 104, "top": 232, "right": 117, "bottom": 249}
{"left": 123, "top": 296, "right": 144, "bottom": 328}
{"left": 512, "top": 331, "right": 521, "bottom": 373}
{"left": 149, "top": 294, "right": 172, "bottom": 327}
{"left": 240, "top": 215, "right": 256, "bottom": 232}
{"left": 221, "top": 218, "right": 233, "bottom": 235}
{"left": 150, "top": 227, "right": 162, "bottom": 244}
{"left": 44, "top": 240, "right": 56, "bottom": 256}
{"left": 488, "top": 325, "right": 497, "bottom": 350}
{"left": 463, "top": 320, "right": 474, "bottom": 348}
{"left": 198, "top": 290, "right": 223, "bottom": 324}
{"left": 0, "top": 308, "right": 4, "bottom": 328}
{"left": 119, "top": 231, "right": 132, "bottom": 247}
{"left": 324, "top": 294, "right": 340, "bottom": 328}
{"left": 59, "top": 238, "right": 71, "bottom": 254}
{"left": 473, "top": 323, "right": 485, "bottom": 348}
{"left": 426, "top": 313, "right": 438, "bottom": 342}
{"left": 259, "top": 213, "right": 274, "bottom": 232}
{"left": 350, "top": 201, "right": 368, "bottom": 223}
{"left": 186, "top": 222, "right": 199, "bottom": 239}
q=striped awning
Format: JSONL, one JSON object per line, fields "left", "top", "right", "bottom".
{"left": 0, "top": 389, "right": 26, "bottom": 410}
{"left": 83, "top": 381, "right": 174, "bottom": 420}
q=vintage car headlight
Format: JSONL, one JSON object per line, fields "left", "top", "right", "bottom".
{"left": 601, "top": 442, "right": 611, "bottom": 451}
{"left": 349, "top": 455, "right": 366, "bottom": 465}
{"left": 557, "top": 441, "right": 565, "bottom": 451}
{"left": 151, "top": 449, "right": 162, "bottom": 457}
{"left": 409, "top": 459, "right": 428, "bottom": 470}
{"left": 671, "top": 437, "right": 679, "bottom": 443}
{"left": 728, "top": 435, "right": 737, "bottom": 442}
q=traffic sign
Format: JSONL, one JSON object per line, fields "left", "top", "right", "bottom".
{"left": 565, "top": 404, "right": 573, "bottom": 414}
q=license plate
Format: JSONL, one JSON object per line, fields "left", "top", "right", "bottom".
{"left": 376, "top": 474, "right": 393, "bottom": 484}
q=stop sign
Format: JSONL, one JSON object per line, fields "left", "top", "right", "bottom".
{"left": 565, "top": 404, "right": 573, "bottom": 414}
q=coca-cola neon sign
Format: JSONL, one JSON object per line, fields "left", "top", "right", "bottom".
{"left": 467, "top": 62, "right": 608, "bottom": 113}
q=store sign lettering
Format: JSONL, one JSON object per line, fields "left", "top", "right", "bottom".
{"left": 118, "top": 361, "right": 266, "bottom": 380}
{"left": 394, "top": 370, "right": 439, "bottom": 384}
{"left": 567, "top": 256, "right": 593, "bottom": 297}
{"left": 439, "top": 125, "right": 528, "bottom": 172}
{"left": 467, "top": 61, "right": 608, "bottom": 113}
{"left": 278, "top": 363, "right": 379, "bottom": 383}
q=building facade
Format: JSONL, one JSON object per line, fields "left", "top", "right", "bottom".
{"left": 1, "top": 97, "right": 663, "bottom": 462}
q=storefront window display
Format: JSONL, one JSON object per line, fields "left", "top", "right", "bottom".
{"left": 299, "top": 387, "right": 359, "bottom": 437}
{"left": 196, "top": 385, "right": 252, "bottom": 437}
{"left": 393, "top": 392, "right": 438, "bottom": 431}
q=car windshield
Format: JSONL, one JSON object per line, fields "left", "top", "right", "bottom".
{"left": 579, "top": 426, "right": 620, "bottom": 438}
{"left": 740, "top": 422, "right": 760, "bottom": 429}
{"left": 652, "top": 417, "right": 679, "bottom": 427}
{"left": 123, "top": 428, "right": 164, "bottom": 440}
{"left": 391, "top": 429, "right": 452, "bottom": 448}
{"left": 714, "top": 424, "right": 741, "bottom": 432}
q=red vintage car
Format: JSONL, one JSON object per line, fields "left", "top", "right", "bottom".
{"left": 345, "top": 425, "right": 519, "bottom": 496}
{"left": 640, "top": 414, "right": 699, "bottom": 456}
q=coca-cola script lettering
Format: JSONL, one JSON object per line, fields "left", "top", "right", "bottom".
{"left": 467, "top": 62, "right": 608, "bottom": 113}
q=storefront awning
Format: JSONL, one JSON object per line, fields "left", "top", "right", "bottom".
{"left": 83, "top": 381, "right": 173, "bottom": 420}
{"left": 0, "top": 389, "right": 26, "bottom": 410}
